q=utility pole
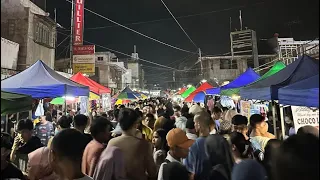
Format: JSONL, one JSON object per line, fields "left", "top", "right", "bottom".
{"left": 69, "top": 0, "right": 74, "bottom": 73}
{"left": 239, "top": 10, "right": 243, "bottom": 31}
{"left": 199, "top": 48, "right": 203, "bottom": 79}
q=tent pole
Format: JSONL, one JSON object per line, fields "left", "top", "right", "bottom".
{"left": 280, "top": 105, "right": 286, "bottom": 140}
{"left": 5, "top": 114, "right": 9, "bottom": 133}
{"left": 272, "top": 101, "right": 277, "bottom": 139}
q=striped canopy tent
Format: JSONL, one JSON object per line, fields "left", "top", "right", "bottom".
{"left": 115, "top": 99, "right": 132, "bottom": 105}
{"left": 181, "top": 86, "right": 196, "bottom": 98}
{"left": 117, "top": 87, "right": 139, "bottom": 100}
{"left": 185, "top": 82, "right": 214, "bottom": 103}
{"left": 176, "top": 87, "right": 187, "bottom": 95}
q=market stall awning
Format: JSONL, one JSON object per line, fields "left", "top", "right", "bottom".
{"left": 220, "top": 62, "right": 286, "bottom": 97}
{"left": 71, "top": 72, "right": 111, "bottom": 94}
{"left": 240, "top": 55, "right": 319, "bottom": 100}
{"left": 176, "top": 87, "right": 187, "bottom": 95}
{"left": 1, "top": 91, "right": 33, "bottom": 115}
{"left": 181, "top": 86, "right": 196, "bottom": 98}
{"left": 117, "top": 87, "right": 139, "bottom": 100}
{"left": 1, "top": 60, "right": 89, "bottom": 98}
{"left": 185, "top": 82, "right": 214, "bottom": 103}
{"left": 278, "top": 74, "right": 319, "bottom": 107}
{"left": 206, "top": 68, "right": 260, "bottom": 95}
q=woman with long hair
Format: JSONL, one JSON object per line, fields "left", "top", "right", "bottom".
{"left": 152, "top": 129, "right": 169, "bottom": 169}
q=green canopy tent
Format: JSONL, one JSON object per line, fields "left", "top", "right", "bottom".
{"left": 1, "top": 91, "right": 33, "bottom": 115}
{"left": 220, "top": 62, "right": 286, "bottom": 97}
{"left": 181, "top": 86, "right": 196, "bottom": 98}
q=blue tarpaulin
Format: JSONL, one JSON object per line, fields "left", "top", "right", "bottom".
{"left": 278, "top": 74, "right": 319, "bottom": 107}
{"left": 240, "top": 55, "right": 319, "bottom": 100}
{"left": 1, "top": 60, "right": 89, "bottom": 98}
{"left": 206, "top": 68, "right": 260, "bottom": 95}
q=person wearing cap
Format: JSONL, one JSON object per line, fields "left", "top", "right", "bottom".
{"left": 157, "top": 128, "right": 194, "bottom": 180}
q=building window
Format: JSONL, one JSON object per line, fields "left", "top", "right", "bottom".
{"left": 220, "top": 59, "right": 238, "bottom": 69}
{"left": 8, "top": 19, "right": 16, "bottom": 36}
{"left": 97, "top": 56, "right": 104, "bottom": 61}
{"left": 34, "top": 22, "right": 53, "bottom": 48}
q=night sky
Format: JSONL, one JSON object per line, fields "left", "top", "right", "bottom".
{"left": 47, "top": 0, "right": 319, "bottom": 86}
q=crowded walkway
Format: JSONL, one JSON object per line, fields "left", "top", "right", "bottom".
{"left": 1, "top": 98, "right": 319, "bottom": 180}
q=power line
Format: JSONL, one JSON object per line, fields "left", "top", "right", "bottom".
{"left": 57, "top": 31, "right": 178, "bottom": 70}
{"left": 160, "top": 0, "right": 198, "bottom": 49}
{"left": 83, "top": 2, "right": 265, "bottom": 30}
{"left": 65, "top": 0, "right": 196, "bottom": 54}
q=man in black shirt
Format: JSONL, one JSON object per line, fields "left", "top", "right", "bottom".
{"left": 1, "top": 132, "right": 25, "bottom": 180}
{"left": 73, "top": 114, "right": 93, "bottom": 145}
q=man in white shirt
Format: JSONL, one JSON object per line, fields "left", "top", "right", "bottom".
{"left": 157, "top": 128, "right": 194, "bottom": 180}
{"left": 173, "top": 105, "right": 187, "bottom": 132}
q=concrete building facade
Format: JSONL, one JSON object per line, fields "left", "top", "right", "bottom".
{"left": 278, "top": 38, "right": 319, "bottom": 65}
{"left": 1, "top": 0, "right": 56, "bottom": 70}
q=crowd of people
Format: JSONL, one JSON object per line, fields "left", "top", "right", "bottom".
{"left": 1, "top": 98, "right": 319, "bottom": 180}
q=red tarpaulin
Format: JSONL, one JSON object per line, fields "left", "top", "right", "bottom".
{"left": 177, "top": 87, "right": 187, "bottom": 95}
{"left": 71, "top": 72, "right": 111, "bottom": 94}
{"left": 184, "top": 82, "right": 213, "bottom": 102}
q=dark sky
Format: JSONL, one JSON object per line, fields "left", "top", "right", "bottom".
{"left": 47, "top": 0, "right": 319, "bottom": 85}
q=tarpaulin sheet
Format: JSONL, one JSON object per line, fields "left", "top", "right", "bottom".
{"left": 278, "top": 74, "right": 319, "bottom": 107}
{"left": 240, "top": 55, "right": 319, "bottom": 100}
{"left": 1, "top": 60, "right": 89, "bottom": 98}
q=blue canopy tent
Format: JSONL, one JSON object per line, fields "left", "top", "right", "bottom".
{"left": 278, "top": 74, "right": 319, "bottom": 107}
{"left": 240, "top": 55, "right": 319, "bottom": 100}
{"left": 1, "top": 60, "right": 89, "bottom": 98}
{"left": 206, "top": 68, "right": 260, "bottom": 95}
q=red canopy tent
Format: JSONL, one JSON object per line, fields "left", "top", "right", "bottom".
{"left": 176, "top": 87, "right": 187, "bottom": 95}
{"left": 184, "top": 82, "right": 213, "bottom": 102}
{"left": 71, "top": 72, "right": 111, "bottom": 94}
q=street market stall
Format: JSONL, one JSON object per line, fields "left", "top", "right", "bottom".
{"left": 1, "top": 60, "right": 89, "bottom": 98}
{"left": 181, "top": 86, "right": 196, "bottom": 98}
{"left": 1, "top": 91, "right": 32, "bottom": 115}
{"left": 278, "top": 74, "right": 319, "bottom": 108}
{"left": 185, "top": 82, "right": 213, "bottom": 103}
{"left": 206, "top": 68, "right": 260, "bottom": 96}
{"left": 240, "top": 55, "right": 318, "bottom": 100}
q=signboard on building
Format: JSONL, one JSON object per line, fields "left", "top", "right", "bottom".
{"left": 73, "top": 64, "right": 95, "bottom": 73}
{"left": 73, "top": 45, "right": 95, "bottom": 74}
{"left": 291, "top": 106, "right": 319, "bottom": 133}
{"left": 73, "top": 0, "right": 84, "bottom": 45}
{"left": 1, "top": 37, "right": 19, "bottom": 70}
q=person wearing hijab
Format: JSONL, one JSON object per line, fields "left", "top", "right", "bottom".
{"left": 27, "top": 147, "right": 58, "bottom": 180}
{"left": 93, "top": 146, "right": 127, "bottom": 180}
{"left": 199, "top": 134, "right": 234, "bottom": 180}
{"left": 231, "top": 159, "right": 267, "bottom": 180}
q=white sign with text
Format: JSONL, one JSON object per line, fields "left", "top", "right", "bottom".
{"left": 291, "top": 106, "right": 319, "bottom": 133}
